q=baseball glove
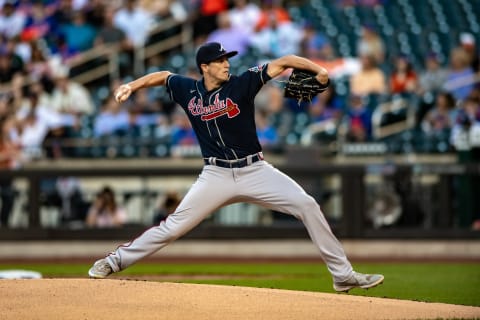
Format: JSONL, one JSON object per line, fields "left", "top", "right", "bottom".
{"left": 284, "top": 69, "right": 330, "bottom": 104}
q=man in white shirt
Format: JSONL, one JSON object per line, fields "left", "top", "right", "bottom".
{"left": 0, "top": 2, "right": 25, "bottom": 39}
{"left": 113, "top": 0, "right": 154, "bottom": 48}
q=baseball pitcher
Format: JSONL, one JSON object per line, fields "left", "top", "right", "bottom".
{"left": 88, "top": 42, "right": 384, "bottom": 292}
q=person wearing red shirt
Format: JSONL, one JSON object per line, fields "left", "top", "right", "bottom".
{"left": 255, "top": 0, "right": 290, "bottom": 31}
{"left": 390, "top": 55, "right": 418, "bottom": 95}
{"left": 193, "top": 0, "right": 228, "bottom": 40}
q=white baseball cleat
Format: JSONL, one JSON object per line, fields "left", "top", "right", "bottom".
{"left": 333, "top": 272, "right": 384, "bottom": 292}
{"left": 88, "top": 258, "right": 113, "bottom": 279}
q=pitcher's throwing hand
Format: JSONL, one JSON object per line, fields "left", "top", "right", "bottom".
{"left": 114, "top": 84, "right": 132, "bottom": 103}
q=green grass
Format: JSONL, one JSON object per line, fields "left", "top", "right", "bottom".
{"left": 1, "top": 262, "right": 479, "bottom": 307}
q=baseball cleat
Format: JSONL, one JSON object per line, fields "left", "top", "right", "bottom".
{"left": 88, "top": 258, "right": 113, "bottom": 279}
{"left": 333, "top": 272, "right": 384, "bottom": 292}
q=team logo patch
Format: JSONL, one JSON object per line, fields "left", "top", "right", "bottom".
{"left": 248, "top": 65, "right": 264, "bottom": 73}
{"left": 188, "top": 93, "right": 240, "bottom": 121}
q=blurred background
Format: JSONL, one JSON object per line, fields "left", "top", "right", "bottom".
{"left": 0, "top": 0, "right": 479, "bottom": 249}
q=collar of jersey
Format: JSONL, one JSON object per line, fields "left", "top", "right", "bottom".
{"left": 197, "top": 75, "right": 231, "bottom": 96}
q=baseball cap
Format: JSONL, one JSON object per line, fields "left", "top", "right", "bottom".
{"left": 460, "top": 32, "right": 475, "bottom": 47}
{"left": 196, "top": 42, "right": 238, "bottom": 73}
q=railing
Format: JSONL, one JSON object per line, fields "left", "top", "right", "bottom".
{"left": 372, "top": 96, "right": 417, "bottom": 139}
{"left": 1, "top": 161, "right": 479, "bottom": 240}
{"left": 68, "top": 17, "right": 192, "bottom": 84}
{"left": 0, "top": 17, "right": 192, "bottom": 95}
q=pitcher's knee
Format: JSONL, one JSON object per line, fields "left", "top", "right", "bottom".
{"left": 296, "top": 195, "right": 322, "bottom": 218}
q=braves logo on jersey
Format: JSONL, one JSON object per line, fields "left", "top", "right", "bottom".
{"left": 248, "top": 65, "right": 264, "bottom": 73}
{"left": 187, "top": 93, "right": 240, "bottom": 121}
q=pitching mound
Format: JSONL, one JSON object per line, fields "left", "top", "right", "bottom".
{"left": 1, "top": 279, "right": 479, "bottom": 320}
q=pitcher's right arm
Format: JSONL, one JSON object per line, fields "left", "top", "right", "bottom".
{"left": 114, "top": 71, "right": 172, "bottom": 103}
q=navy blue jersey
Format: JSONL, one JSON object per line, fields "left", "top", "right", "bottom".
{"left": 166, "top": 64, "right": 272, "bottom": 159}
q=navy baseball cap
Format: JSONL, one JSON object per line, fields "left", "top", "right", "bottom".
{"left": 196, "top": 42, "right": 238, "bottom": 73}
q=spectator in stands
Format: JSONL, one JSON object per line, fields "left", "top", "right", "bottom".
{"left": 443, "top": 47, "right": 476, "bottom": 102}
{"left": 152, "top": 191, "right": 181, "bottom": 225}
{"left": 59, "top": 10, "right": 97, "bottom": 53}
{"left": 93, "top": 96, "right": 131, "bottom": 137}
{"left": 26, "top": 40, "right": 51, "bottom": 81}
{"left": 417, "top": 53, "right": 448, "bottom": 96}
{"left": 458, "top": 96, "right": 480, "bottom": 126}
{"left": 389, "top": 55, "right": 417, "bottom": 95}
{"left": 16, "top": 91, "right": 64, "bottom": 160}
{"left": 300, "top": 86, "right": 342, "bottom": 147}
{"left": 450, "top": 96, "right": 480, "bottom": 230}
{"left": 349, "top": 54, "right": 387, "bottom": 97}
{"left": 159, "top": 0, "right": 189, "bottom": 22}
{"left": 56, "top": 176, "right": 88, "bottom": 223}
{"left": 95, "top": 7, "right": 129, "bottom": 48}
{"left": 356, "top": 24, "right": 385, "bottom": 65}
{"left": 308, "top": 84, "right": 343, "bottom": 124}
{"left": 255, "top": 0, "right": 290, "bottom": 32}
{"left": 39, "top": 176, "right": 89, "bottom": 225}
{"left": 84, "top": 0, "right": 107, "bottom": 29}
{"left": 253, "top": 81, "right": 287, "bottom": 140}
{"left": 250, "top": 11, "right": 303, "bottom": 58}
{"left": 114, "top": 0, "right": 154, "bottom": 48}
{"left": 254, "top": 81, "right": 284, "bottom": 114}
{"left": 206, "top": 12, "right": 251, "bottom": 57}
{"left": 129, "top": 89, "right": 166, "bottom": 129}
{"left": 459, "top": 32, "right": 478, "bottom": 72}
{"left": 343, "top": 94, "right": 372, "bottom": 142}
{"left": 170, "top": 107, "right": 198, "bottom": 148}
{"left": 130, "top": 88, "right": 162, "bottom": 114}
{"left": 48, "top": 34, "right": 79, "bottom": 65}
{"left": 0, "top": 39, "right": 25, "bottom": 84}
{"left": 450, "top": 96, "right": 480, "bottom": 150}
{"left": 50, "top": 0, "right": 76, "bottom": 30}
{"left": 228, "top": 0, "right": 261, "bottom": 36}
{"left": 415, "top": 53, "right": 449, "bottom": 125}
{"left": 8, "top": 72, "right": 27, "bottom": 111}
{"left": 192, "top": 0, "right": 228, "bottom": 41}
{"left": 27, "top": 79, "right": 54, "bottom": 113}
{"left": 86, "top": 186, "right": 127, "bottom": 228}
{"left": 41, "top": 67, "right": 93, "bottom": 157}
{"left": 255, "top": 109, "right": 279, "bottom": 150}
{"left": 421, "top": 92, "right": 456, "bottom": 136}
{"left": 49, "top": 66, "right": 95, "bottom": 116}
{"left": 21, "top": 1, "right": 54, "bottom": 44}
{"left": 300, "top": 22, "right": 330, "bottom": 60}
{"left": 138, "top": 0, "right": 188, "bottom": 22}
{"left": 94, "top": 6, "right": 132, "bottom": 76}
{"left": 0, "top": 1, "right": 26, "bottom": 39}
{"left": 0, "top": 105, "right": 21, "bottom": 228}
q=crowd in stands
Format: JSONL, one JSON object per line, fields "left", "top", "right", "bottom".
{"left": 0, "top": 0, "right": 480, "bottom": 228}
{"left": 0, "top": 0, "right": 477, "bottom": 163}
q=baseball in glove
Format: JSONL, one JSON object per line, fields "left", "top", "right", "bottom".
{"left": 284, "top": 69, "right": 330, "bottom": 104}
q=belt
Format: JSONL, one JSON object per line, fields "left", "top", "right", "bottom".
{"left": 204, "top": 152, "right": 264, "bottom": 168}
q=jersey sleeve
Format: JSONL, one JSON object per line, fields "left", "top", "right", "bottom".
{"left": 166, "top": 74, "right": 194, "bottom": 106}
{"left": 237, "top": 63, "right": 272, "bottom": 98}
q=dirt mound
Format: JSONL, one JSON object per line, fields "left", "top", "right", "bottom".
{"left": 1, "top": 279, "right": 479, "bottom": 320}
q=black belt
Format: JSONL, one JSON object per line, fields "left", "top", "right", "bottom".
{"left": 204, "top": 152, "right": 264, "bottom": 168}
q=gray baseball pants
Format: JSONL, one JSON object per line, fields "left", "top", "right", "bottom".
{"left": 106, "top": 160, "right": 354, "bottom": 282}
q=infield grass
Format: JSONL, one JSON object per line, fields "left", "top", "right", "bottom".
{"left": 1, "top": 262, "right": 479, "bottom": 307}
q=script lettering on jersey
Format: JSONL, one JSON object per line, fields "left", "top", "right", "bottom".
{"left": 187, "top": 93, "right": 240, "bottom": 121}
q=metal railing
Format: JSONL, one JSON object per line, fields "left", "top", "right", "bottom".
{"left": 68, "top": 17, "right": 193, "bottom": 84}
{"left": 0, "top": 17, "right": 192, "bottom": 95}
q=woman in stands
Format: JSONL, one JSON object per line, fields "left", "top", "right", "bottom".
{"left": 86, "top": 186, "right": 127, "bottom": 228}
